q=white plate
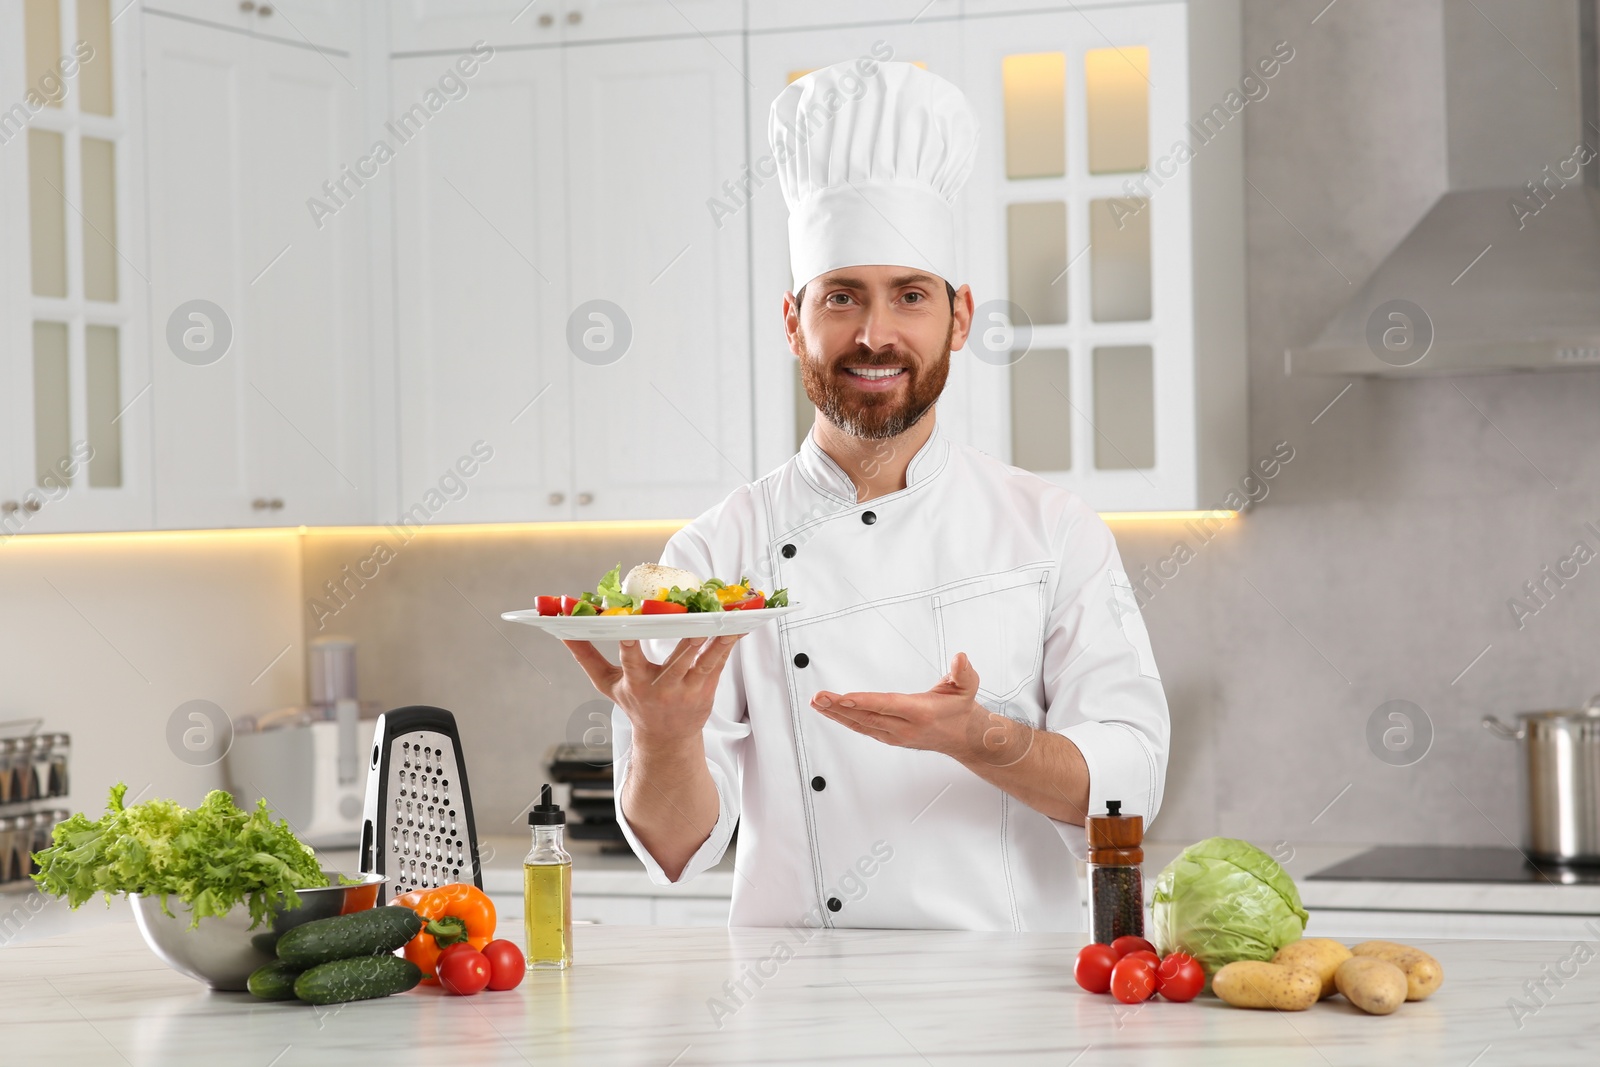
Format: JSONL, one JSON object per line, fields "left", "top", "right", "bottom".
{"left": 501, "top": 604, "right": 803, "bottom": 641}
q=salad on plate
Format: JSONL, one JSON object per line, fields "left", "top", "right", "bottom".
{"left": 534, "top": 563, "right": 789, "bottom": 617}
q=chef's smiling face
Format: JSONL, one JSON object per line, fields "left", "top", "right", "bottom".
{"left": 786, "top": 265, "right": 974, "bottom": 441}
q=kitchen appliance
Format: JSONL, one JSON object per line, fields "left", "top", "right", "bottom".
{"left": 1484, "top": 698, "right": 1600, "bottom": 864}
{"left": 226, "top": 702, "right": 374, "bottom": 849}
{"left": 359, "top": 705, "right": 483, "bottom": 900}
{"left": 131, "top": 871, "right": 385, "bottom": 990}
{"left": 1308, "top": 845, "right": 1600, "bottom": 886}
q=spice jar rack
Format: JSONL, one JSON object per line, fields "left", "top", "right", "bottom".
{"left": 0, "top": 724, "right": 72, "bottom": 889}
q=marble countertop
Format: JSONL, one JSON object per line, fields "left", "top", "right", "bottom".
{"left": 5, "top": 915, "right": 1597, "bottom": 1065}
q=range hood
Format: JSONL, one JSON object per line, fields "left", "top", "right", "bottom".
{"left": 1288, "top": 0, "right": 1600, "bottom": 377}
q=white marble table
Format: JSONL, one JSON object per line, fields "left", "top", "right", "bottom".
{"left": 3, "top": 916, "right": 1597, "bottom": 1066}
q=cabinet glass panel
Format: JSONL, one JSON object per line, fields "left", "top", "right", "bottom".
{"left": 29, "top": 129, "right": 68, "bottom": 298}
{"left": 1092, "top": 345, "right": 1154, "bottom": 470}
{"left": 1010, "top": 348, "right": 1070, "bottom": 471}
{"left": 86, "top": 325, "right": 122, "bottom": 487}
{"left": 1001, "top": 52, "right": 1065, "bottom": 179}
{"left": 24, "top": 0, "right": 63, "bottom": 110}
{"left": 79, "top": 0, "right": 114, "bottom": 116}
{"left": 1085, "top": 47, "right": 1149, "bottom": 174}
{"left": 81, "top": 137, "right": 119, "bottom": 302}
{"left": 33, "top": 322, "right": 72, "bottom": 486}
{"left": 1089, "top": 197, "right": 1151, "bottom": 322}
{"left": 1006, "top": 201, "right": 1067, "bottom": 325}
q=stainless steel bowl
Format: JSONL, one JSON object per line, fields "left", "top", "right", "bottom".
{"left": 131, "top": 871, "right": 386, "bottom": 991}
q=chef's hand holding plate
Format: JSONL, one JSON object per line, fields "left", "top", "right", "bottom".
{"left": 810, "top": 653, "right": 1034, "bottom": 768}
{"left": 563, "top": 636, "right": 743, "bottom": 743}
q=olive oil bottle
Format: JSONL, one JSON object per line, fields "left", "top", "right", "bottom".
{"left": 524, "top": 784, "right": 572, "bottom": 968}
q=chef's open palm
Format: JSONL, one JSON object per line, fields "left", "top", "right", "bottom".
{"left": 564, "top": 636, "right": 741, "bottom": 744}
{"left": 810, "top": 652, "right": 1033, "bottom": 767}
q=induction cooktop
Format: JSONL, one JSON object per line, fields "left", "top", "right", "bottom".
{"left": 1308, "top": 845, "right": 1600, "bottom": 886}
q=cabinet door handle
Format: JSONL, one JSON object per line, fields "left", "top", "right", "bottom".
{"left": 251, "top": 498, "right": 269, "bottom": 510}
{"left": 577, "top": 492, "right": 594, "bottom": 506}
{"left": 22, "top": 499, "right": 41, "bottom": 513}
{"left": 548, "top": 492, "right": 565, "bottom": 506}
{"left": 566, "top": 9, "right": 582, "bottom": 23}
{"left": 538, "top": 12, "right": 554, "bottom": 26}
{"left": 270, "top": 498, "right": 285, "bottom": 510}
{"left": 239, "top": 0, "right": 256, "bottom": 11}
{"left": 1, "top": 501, "right": 18, "bottom": 515}
{"left": 257, "top": 3, "right": 273, "bottom": 15}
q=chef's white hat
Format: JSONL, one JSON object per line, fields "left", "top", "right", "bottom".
{"left": 769, "top": 60, "right": 978, "bottom": 292}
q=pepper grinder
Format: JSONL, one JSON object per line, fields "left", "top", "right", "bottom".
{"left": 1086, "top": 799, "right": 1144, "bottom": 944}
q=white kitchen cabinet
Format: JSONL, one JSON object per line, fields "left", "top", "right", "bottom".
{"left": 0, "top": 0, "right": 154, "bottom": 533}
{"left": 958, "top": 2, "right": 1246, "bottom": 510}
{"left": 143, "top": 13, "right": 374, "bottom": 528}
{"left": 388, "top": 0, "right": 740, "bottom": 54}
{"left": 746, "top": 0, "right": 962, "bottom": 33}
{"left": 142, "top": 0, "right": 361, "bottom": 53}
{"left": 570, "top": 893, "right": 655, "bottom": 925}
{"left": 564, "top": 36, "right": 752, "bottom": 520}
{"left": 391, "top": 33, "right": 751, "bottom": 523}
{"left": 390, "top": 49, "right": 573, "bottom": 523}
{"left": 746, "top": 23, "right": 965, "bottom": 473}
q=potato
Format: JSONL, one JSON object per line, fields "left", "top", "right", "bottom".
{"left": 1350, "top": 940, "right": 1444, "bottom": 1001}
{"left": 1273, "top": 938, "right": 1352, "bottom": 1000}
{"left": 1213, "top": 961, "right": 1320, "bottom": 1011}
{"left": 1335, "top": 956, "right": 1408, "bottom": 1015}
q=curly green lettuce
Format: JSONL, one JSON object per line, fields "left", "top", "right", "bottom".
{"left": 32, "top": 783, "right": 328, "bottom": 929}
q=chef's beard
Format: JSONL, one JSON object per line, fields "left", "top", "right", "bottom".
{"left": 796, "top": 319, "right": 952, "bottom": 441}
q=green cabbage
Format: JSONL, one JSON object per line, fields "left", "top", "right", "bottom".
{"left": 1150, "top": 837, "right": 1308, "bottom": 978}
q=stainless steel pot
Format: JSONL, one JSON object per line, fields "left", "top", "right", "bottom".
{"left": 1483, "top": 698, "right": 1600, "bottom": 864}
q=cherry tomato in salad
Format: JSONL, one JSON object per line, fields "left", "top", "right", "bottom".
{"left": 639, "top": 599, "right": 688, "bottom": 615}
{"left": 1073, "top": 943, "right": 1118, "bottom": 994}
{"left": 438, "top": 945, "right": 492, "bottom": 996}
{"left": 1110, "top": 955, "right": 1157, "bottom": 1004}
{"left": 481, "top": 939, "right": 526, "bottom": 991}
{"left": 723, "top": 594, "right": 766, "bottom": 611}
{"left": 560, "top": 596, "right": 586, "bottom": 616}
{"left": 1155, "top": 952, "right": 1204, "bottom": 1003}
{"left": 535, "top": 595, "right": 562, "bottom": 617}
{"left": 1110, "top": 935, "right": 1157, "bottom": 959}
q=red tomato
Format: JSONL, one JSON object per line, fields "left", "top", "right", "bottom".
{"left": 560, "top": 596, "right": 585, "bottom": 616}
{"left": 481, "top": 939, "right": 526, "bottom": 991}
{"left": 438, "top": 946, "right": 492, "bottom": 996}
{"left": 535, "top": 595, "right": 563, "bottom": 617}
{"left": 1124, "top": 949, "right": 1160, "bottom": 969}
{"left": 437, "top": 941, "right": 477, "bottom": 970}
{"left": 1073, "top": 943, "right": 1118, "bottom": 994}
{"left": 1155, "top": 952, "right": 1204, "bottom": 1003}
{"left": 724, "top": 594, "right": 766, "bottom": 611}
{"left": 639, "top": 599, "right": 688, "bottom": 615}
{"left": 1110, "top": 935, "right": 1157, "bottom": 959}
{"left": 1110, "top": 956, "right": 1157, "bottom": 1004}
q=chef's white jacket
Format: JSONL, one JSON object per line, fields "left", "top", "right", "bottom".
{"left": 611, "top": 422, "right": 1170, "bottom": 930}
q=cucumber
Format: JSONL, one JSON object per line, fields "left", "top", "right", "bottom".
{"left": 275, "top": 906, "right": 423, "bottom": 969}
{"left": 247, "top": 959, "right": 302, "bottom": 1001}
{"left": 293, "top": 954, "right": 422, "bottom": 1005}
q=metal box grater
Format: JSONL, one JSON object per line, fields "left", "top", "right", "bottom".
{"left": 359, "top": 706, "right": 483, "bottom": 898}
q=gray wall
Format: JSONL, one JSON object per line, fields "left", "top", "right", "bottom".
{"left": 305, "top": 0, "right": 1600, "bottom": 853}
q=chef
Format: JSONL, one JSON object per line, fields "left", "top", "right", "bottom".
{"left": 563, "top": 61, "right": 1170, "bottom": 930}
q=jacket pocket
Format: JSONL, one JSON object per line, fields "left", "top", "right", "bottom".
{"left": 934, "top": 568, "right": 1049, "bottom": 706}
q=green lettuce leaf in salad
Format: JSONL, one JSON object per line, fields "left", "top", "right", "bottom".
{"left": 594, "top": 563, "right": 635, "bottom": 610}
{"left": 665, "top": 585, "right": 724, "bottom": 613}
{"left": 32, "top": 783, "right": 328, "bottom": 929}
{"left": 766, "top": 588, "right": 789, "bottom": 608}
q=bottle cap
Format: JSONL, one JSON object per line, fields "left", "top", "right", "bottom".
{"left": 529, "top": 783, "right": 565, "bottom": 825}
{"left": 1086, "top": 798, "right": 1144, "bottom": 850}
